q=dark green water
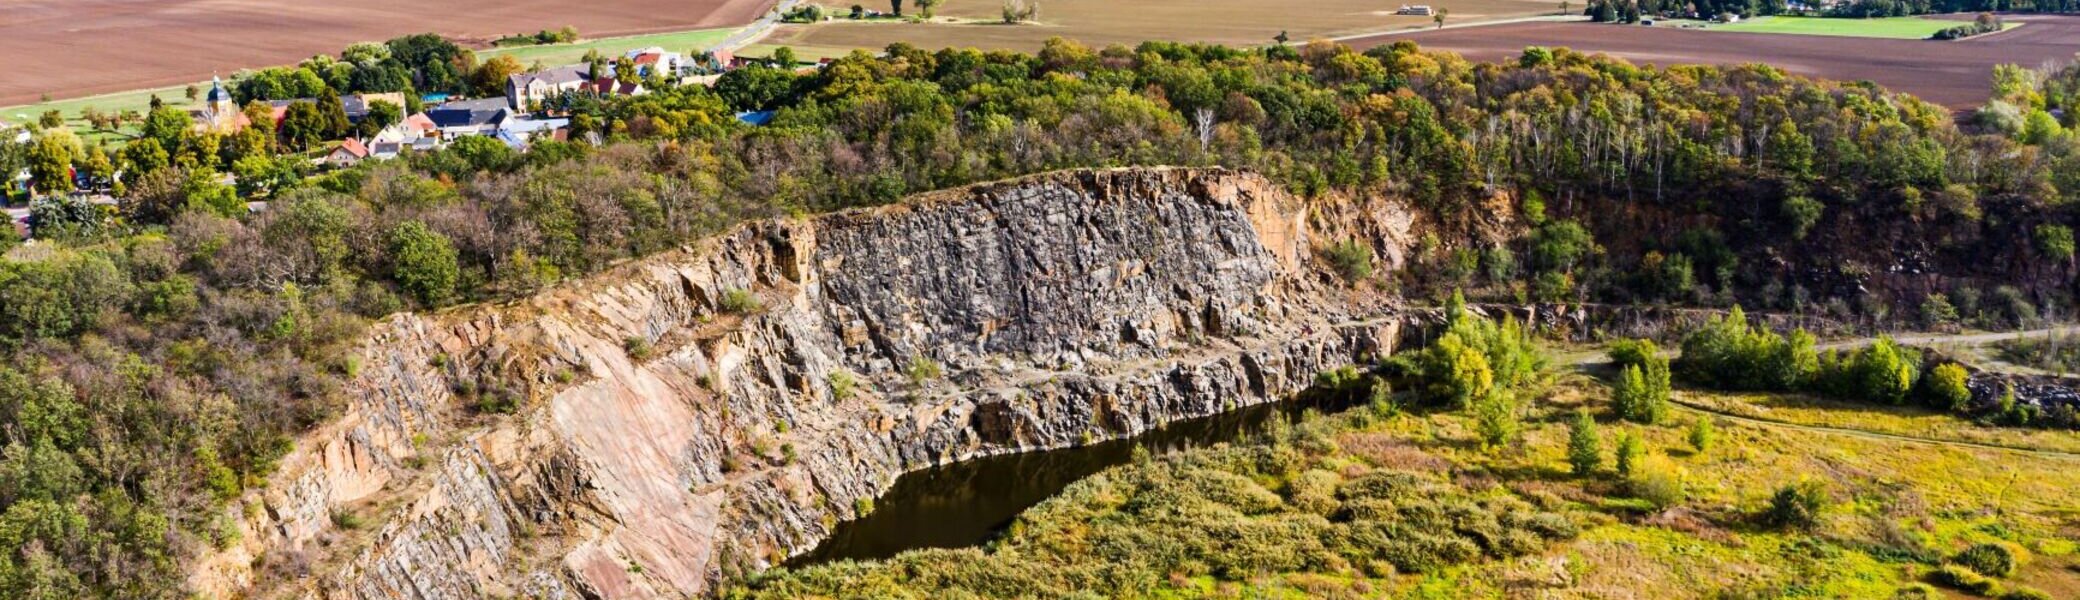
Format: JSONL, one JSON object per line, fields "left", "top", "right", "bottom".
{"left": 792, "top": 391, "right": 1364, "bottom": 566}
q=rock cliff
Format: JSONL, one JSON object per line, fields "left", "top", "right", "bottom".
{"left": 191, "top": 168, "right": 1414, "bottom": 598}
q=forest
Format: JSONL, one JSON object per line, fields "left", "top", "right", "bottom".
{"left": 0, "top": 37, "right": 2077, "bottom": 596}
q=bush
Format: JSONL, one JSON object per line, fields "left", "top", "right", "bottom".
{"left": 1931, "top": 564, "right": 1999, "bottom": 595}
{"left": 829, "top": 371, "right": 857, "bottom": 401}
{"left": 1626, "top": 453, "right": 1685, "bottom": 509}
{"left": 1920, "top": 363, "right": 1973, "bottom": 412}
{"left": 906, "top": 355, "right": 943, "bottom": 388}
{"left": 720, "top": 288, "right": 761, "bottom": 313}
{"left": 1325, "top": 239, "right": 1374, "bottom": 284}
{"left": 1764, "top": 480, "right": 1827, "bottom": 530}
{"left": 1950, "top": 542, "right": 2022, "bottom": 578}
{"left": 1686, "top": 418, "right": 1714, "bottom": 453}
{"left": 1999, "top": 586, "right": 2054, "bottom": 600}
{"left": 624, "top": 336, "right": 654, "bottom": 360}
{"left": 1676, "top": 307, "right": 1816, "bottom": 392}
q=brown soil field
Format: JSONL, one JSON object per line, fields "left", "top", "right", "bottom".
{"left": 1352, "top": 14, "right": 2080, "bottom": 109}
{"left": 772, "top": 0, "right": 1561, "bottom": 54}
{"left": 0, "top": 0, "right": 777, "bottom": 106}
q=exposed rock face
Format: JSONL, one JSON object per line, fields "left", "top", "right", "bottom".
{"left": 191, "top": 168, "right": 1411, "bottom": 598}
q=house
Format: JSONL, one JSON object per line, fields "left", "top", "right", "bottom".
{"left": 506, "top": 65, "right": 591, "bottom": 111}
{"left": 426, "top": 97, "right": 511, "bottom": 137}
{"left": 505, "top": 63, "right": 649, "bottom": 112}
{"left": 625, "top": 47, "right": 685, "bottom": 77}
{"left": 498, "top": 116, "right": 569, "bottom": 147}
{"left": 342, "top": 93, "right": 408, "bottom": 122}
{"left": 325, "top": 138, "right": 370, "bottom": 167}
{"left": 1395, "top": 4, "right": 1436, "bottom": 15}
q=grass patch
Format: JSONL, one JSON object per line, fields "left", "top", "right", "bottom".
{"left": 1677, "top": 389, "right": 2080, "bottom": 454}
{"left": 1707, "top": 15, "right": 1978, "bottom": 39}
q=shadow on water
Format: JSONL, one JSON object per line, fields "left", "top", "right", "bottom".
{"left": 790, "top": 388, "right": 1370, "bottom": 567}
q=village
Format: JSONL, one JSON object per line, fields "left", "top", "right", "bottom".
{"left": 0, "top": 34, "right": 821, "bottom": 239}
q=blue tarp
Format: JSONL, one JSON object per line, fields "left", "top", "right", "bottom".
{"left": 736, "top": 111, "right": 776, "bottom": 126}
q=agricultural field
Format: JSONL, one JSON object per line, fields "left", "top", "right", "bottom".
{"left": 1707, "top": 14, "right": 1982, "bottom": 39}
{"left": 1353, "top": 14, "right": 2080, "bottom": 108}
{"left": 0, "top": 0, "right": 775, "bottom": 107}
{"left": 764, "top": 0, "right": 1566, "bottom": 56}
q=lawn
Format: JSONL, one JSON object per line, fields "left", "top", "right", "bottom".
{"left": 1709, "top": 15, "right": 1976, "bottom": 39}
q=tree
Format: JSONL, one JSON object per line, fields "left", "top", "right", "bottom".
{"left": 389, "top": 221, "right": 460, "bottom": 306}
{"left": 26, "top": 132, "right": 81, "bottom": 195}
{"left": 279, "top": 101, "right": 329, "bottom": 150}
{"left": 1433, "top": 8, "right": 1449, "bottom": 28}
{"left": 1567, "top": 411, "right": 1603, "bottom": 476}
{"left": 1686, "top": 418, "right": 1714, "bottom": 452}
{"left": 473, "top": 55, "right": 526, "bottom": 97}
{"left": 772, "top": 46, "right": 799, "bottom": 68}
{"left": 1613, "top": 431, "right": 1644, "bottom": 477}
{"left": 1611, "top": 360, "right": 1669, "bottom": 424}
{"left": 1274, "top": 30, "right": 1290, "bottom": 45}
{"left": 915, "top": 0, "right": 943, "bottom": 17}
{"left": 891, "top": 0, "right": 904, "bottom": 15}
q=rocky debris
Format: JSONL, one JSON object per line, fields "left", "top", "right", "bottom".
{"left": 192, "top": 168, "right": 1412, "bottom": 598}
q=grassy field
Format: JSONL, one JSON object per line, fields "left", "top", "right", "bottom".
{"left": 0, "top": 27, "right": 737, "bottom": 144}
{"left": 1708, "top": 15, "right": 1983, "bottom": 39}
{"left": 480, "top": 28, "right": 735, "bottom": 67}
{"left": 748, "top": 370, "right": 2080, "bottom": 597}
{"left": 770, "top": 0, "right": 1564, "bottom": 55}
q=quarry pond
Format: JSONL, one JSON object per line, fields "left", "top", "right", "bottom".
{"left": 793, "top": 389, "right": 1369, "bottom": 565}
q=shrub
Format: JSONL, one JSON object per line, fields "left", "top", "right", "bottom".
{"left": 1999, "top": 586, "right": 2054, "bottom": 600}
{"left": 1920, "top": 363, "right": 1973, "bottom": 412}
{"left": 1892, "top": 582, "right": 1941, "bottom": 599}
{"left": 720, "top": 288, "right": 761, "bottom": 313}
{"left": 1931, "top": 564, "right": 1999, "bottom": 595}
{"left": 906, "top": 355, "right": 943, "bottom": 388}
{"left": 1950, "top": 542, "right": 2022, "bottom": 578}
{"left": 624, "top": 336, "right": 654, "bottom": 360}
{"left": 1764, "top": 480, "right": 1827, "bottom": 530}
{"left": 1606, "top": 338, "right": 1659, "bottom": 369}
{"left": 1325, "top": 238, "right": 1374, "bottom": 284}
{"left": 829, "top": 371, "right": 857, "bottom": 401}
{"left": 1686, "top": 418, "right": 1714, "bottom": 453}
{"left": 853, "top": 497, "right": 875, "bottom": 516}
{"left": 1676, "top": 307, "right": 1816, "bottom": 392}
{"left": 1566, "top": 411, "right": 1602, "bottom": 476}
{"left": 1626, "top": 453, "right": 1685, "bottom": 509}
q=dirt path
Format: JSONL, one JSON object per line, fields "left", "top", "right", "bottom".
{"left": 1668, "top": 395, "right": 2080, "bottom": 459}
{"left": 1564, "top": 324, "right": 2080, "bottom": 458}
